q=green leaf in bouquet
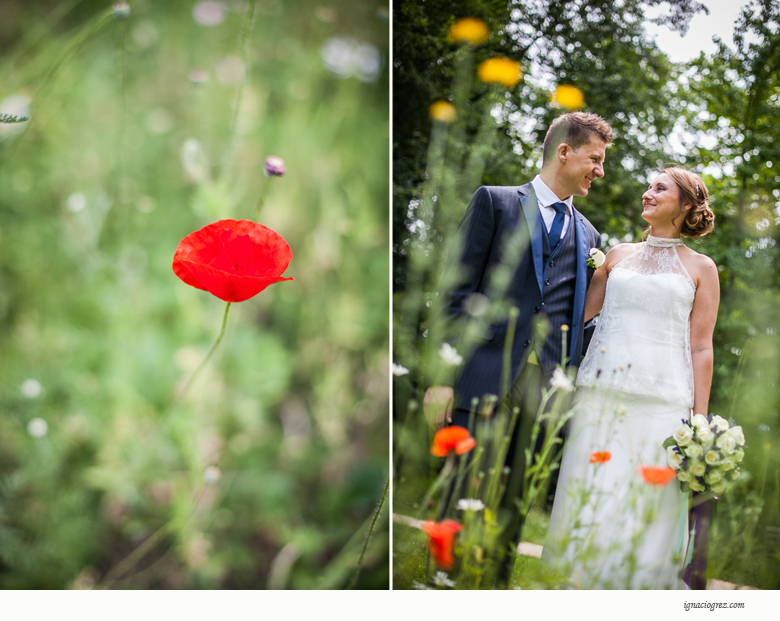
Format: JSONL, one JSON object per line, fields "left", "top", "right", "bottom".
{"left": 662, "top": 435, "right": 677, "bottom": 450}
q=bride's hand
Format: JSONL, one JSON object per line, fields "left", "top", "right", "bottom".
{"left": 424, "top": 385, "right": 453, "bottom": 428}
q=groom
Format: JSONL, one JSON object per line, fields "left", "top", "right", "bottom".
{"left": 429, "top": 111, "right": 613, "bottom": 585}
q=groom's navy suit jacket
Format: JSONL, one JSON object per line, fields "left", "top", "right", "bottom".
{"left": 445, "top": 183, "right": 601, "bottom": 412}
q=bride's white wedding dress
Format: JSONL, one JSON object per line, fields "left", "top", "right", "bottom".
{"left": 543, "top": 235, "right": 693, "bottom": 589}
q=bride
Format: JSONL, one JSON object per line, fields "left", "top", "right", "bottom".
{"left": 543, "top": 167, "right": 719, "bottom": 589}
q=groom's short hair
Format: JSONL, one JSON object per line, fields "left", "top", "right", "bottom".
{"left": 542, "top": 112, "right": 614, "bottom": 165}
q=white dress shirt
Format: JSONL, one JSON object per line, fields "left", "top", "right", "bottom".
{"left": 531, "top": 175, "right": 573, "bottom": 237}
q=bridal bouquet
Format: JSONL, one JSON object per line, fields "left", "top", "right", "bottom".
{"left": 662, "top": 414, "right": 746, "bottom": 495}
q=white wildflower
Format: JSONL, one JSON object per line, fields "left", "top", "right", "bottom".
{"left": 27, "top": 418, "right": 48, "bottom": 438}
{"left": 549, "top": 368, "right": 574, "bottom": 393}
{"left": 412, "top": 581, "right": 431, "bottom": 590}
{"left": 392, "top": 363, "right": 410, "bottom": 377}
{"left": 203, "top": 465, "right": 222, "bottom": 484}
{"left": 439, "top": 343, "right": 463, "bottom": 366}
{"left": 192, "top": 1, "right": 225, "bottom": 27}
{"left": 457, "top": 498, "right": 485, "bottom": 511}
{"left": 432, "top": 571, "right": 456, "bottom": 588}
{"left": 21, "top": 379, "right": 43, "bottom": 399}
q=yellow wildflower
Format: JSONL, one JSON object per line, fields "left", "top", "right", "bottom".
{"left": 478, "top": 57, "right": 522, "bottom": 87}
{"left": 448, "top": 18, "right": 489, "bottom": 46}
{"left": 429, "top": 100, "right": 457, "bottom": 123}
{"left": 552, "top": 85, "right": 585, "bottom": 109}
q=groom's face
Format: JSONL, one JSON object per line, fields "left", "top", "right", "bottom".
{"left": 561, "top": 137, "right": 607, "bottom": 198}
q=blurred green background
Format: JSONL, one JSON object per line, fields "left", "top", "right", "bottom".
{"left": 0, "top": 0, "right": 389, "bottom": 589}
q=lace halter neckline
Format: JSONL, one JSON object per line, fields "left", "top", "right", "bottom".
{"left": 646, "top": 235, "right": 684, "bottom": 248}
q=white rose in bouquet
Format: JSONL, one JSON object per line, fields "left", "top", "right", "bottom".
{"left": 711, "top": 481, "right": 727, "bottom": 494}
{"left": 695, "top": 424, "right": 714, "bottom": 446}
{"left": 704, "top": 450, "right": 721, "bottom": 466}
{"left": 716, "top": 433, "right": 737, "bottom": 455}
{"left": 684, "top": 443, "right": 703, "bottom": 459}
{"left": 690, "top": 480, "right": 706, "bottom": 492}
{"left": 667, "top": 446, "right": 684, "bottom": 469}
{"left": 690, "top": 461, "right": 707, "bottom": 477}
{"left": 721, "top": 459, "right": 735, "bottom": 472}
{"left": 705, "top": 470, "right": 722, "bottom": 486}
{"left": 691, "top": 413, "right": 709, "bottom": 428}
{"left": 673, "top": 423, "right": 694, "bottom": 447}
{"left": 711, "top": 415, "right": 730, "bottom": 432}
{"left": 677, "top": 470, "right": 692, "bottom": 482}
{"left": 726, "top": 425, "right": 745, "bottom": 446}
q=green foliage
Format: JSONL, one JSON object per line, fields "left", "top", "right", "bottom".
{"left": 0, "top": 0, "right": 388, "bottom": 589}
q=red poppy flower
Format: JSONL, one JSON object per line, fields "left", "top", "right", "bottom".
{"left": 640, "top": 466, "right": 677, "bottom": 487}
{"left": 422, "top": 519, "right": 462, "bottom": 570}
{"left": 173, "top": 219, "right": 293, "bottom": 302}
{"left": 431, "top": 426, "right": 475, "bottom": 457}
{"left": 589, "top": 451, "right": 611, "bottom": 464}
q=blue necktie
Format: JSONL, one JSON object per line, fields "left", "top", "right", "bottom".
{"left": 548, "top": 202, "right": 568, "bottom": 252}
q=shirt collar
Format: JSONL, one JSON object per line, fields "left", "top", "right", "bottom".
{"left": 531, "top": 175, "right": 573, "bottom": 212}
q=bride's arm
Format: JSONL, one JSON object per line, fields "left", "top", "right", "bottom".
{"left": 583, "top": 245, "right": 629, "bottom": 321}
{"left": 583, "top": 265, "right": 607, "bottom": 321}
{"left": 690, "top": 256, "right": 720, "bottom": 416}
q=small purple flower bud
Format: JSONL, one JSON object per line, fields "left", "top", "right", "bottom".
{"left": 264, "top": 155, "right": 286, "bottom": 177}
{"left": 112, "top": 2, "right": 131, "bottom": 19}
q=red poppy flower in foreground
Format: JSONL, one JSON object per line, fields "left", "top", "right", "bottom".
{"left": 173, "top": 219, "right": 293, "bottom": 302}
{"left": 640, "top": 466, "right": 677, "bottom": 487}
{"left": 589, "top": 451, "right": 611, "bottom": 464}
{"left": 431, "top": 426, "right": 476, "bottom": 457}
{"left": 422, "top": 519, "right": 462, "bottom": 570}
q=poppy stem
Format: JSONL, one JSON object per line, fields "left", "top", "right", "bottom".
{"left": 160, "top": 302, "right": 232, "bottom": 423}
{"left": 348, "top": 476, "right": 389, "bottom": 589}
{"left": 254, "top": 176, "right": 272, "bottom": 220}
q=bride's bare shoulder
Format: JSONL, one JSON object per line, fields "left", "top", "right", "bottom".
{"left": 679, "top": 246, "right": 718, "bottom": 286}
{"left": 605, "top": 242, "right": 642, "bottom": 265}
{"left": 601, "top": 242, "right": 641, "bottom": 273}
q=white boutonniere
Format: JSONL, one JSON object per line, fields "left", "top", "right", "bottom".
{"left": 586, "top": 247, "right": 605, "bottom": 269}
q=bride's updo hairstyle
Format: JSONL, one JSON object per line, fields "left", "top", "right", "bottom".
{"left": 664, "top": 167, "right": 715, "bottom": 238}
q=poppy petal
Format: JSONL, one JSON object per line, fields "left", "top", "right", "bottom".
{"left": 180, "top": 261, "right": 294, "bottom": 303}
{"left": 172, "top": 219, "right": 293, "bottom": 302}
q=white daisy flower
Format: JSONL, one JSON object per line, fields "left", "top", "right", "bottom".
{"left": 457, "top": 498, "right": 485, "bottom": 511}
{"left": 432, "top": 571, "right": 456, "bottom": 588}
{"left": 392, "top": 363, "right": 410, "bottom": 377}
{"left": 549, "top": 368, "right": 574, "bottom": 393}
{"left": 439, "top": 343, "right": 463, "bottom": 366}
